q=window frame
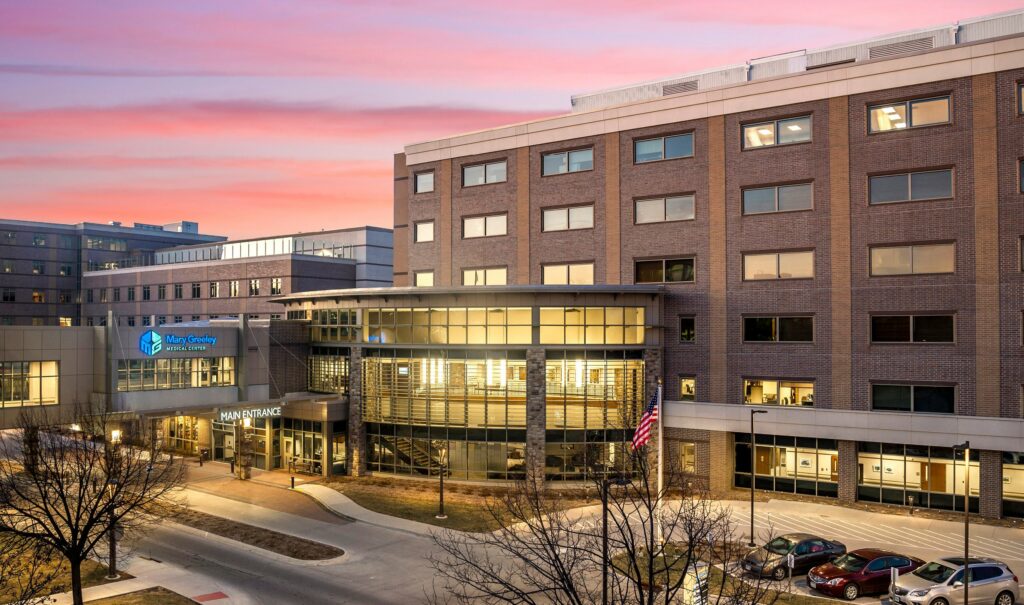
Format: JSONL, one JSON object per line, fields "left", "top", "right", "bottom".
{"left": 414, "top": 220, "right": 435, "bottom": 243}
{"left": 741, "top": 182, "right": 814, "bottom": 215}
{"left": 868, "top": 168, "right": 954, "bottom": 205}
{"left": 743, "top": 378, "right": 816, "bottom": 406}
{"left": 634, "top": 257, "right": 696, "bottom": 284}
{"left": 634, "top": 194, "right": 696, "bottom": 224}
{"left": 869, "top": 242, "right": 956, "bottom": 277}
{"left": 678, "top": 315, "right": 696, "bottom": 343}
{"left": 541, "top": 262, "right": 595, "bottom": 286}
{"left": 867, "top": 95, "right": 951, "bottom": 134}
{"left": 742, "top": 315, "right": 815, "bottom": 343}
{"left": 413, "top": 170, "right": 435, "bottom": 194}
{"left": 540, "top": 146, "right": 595, "bottom": 177}
{"left": 461, "top": 266, "right": 508, "bottom": 286}
{"left": 461, "top": 159, "right": 508, "bottom": 188}
{"left": 869, "top": 314, "right": 956, "bottom": 344}
{"left": 413, "top": 270, "right": 435, "bottom": 287}
{"left": 742, "top": 250, "right": 815, "bottom": 281}
{"left": 741, "top": 115, "right": 813, "bottom": 150}
{"left": 679, "top": 377, "right": 696, "bottom": 402}
{"left": 541, "top": 203, "right": 595, "bottom": 232}
{"left": 462, "top": 213, "right": 508, "bottom": 239}
{"left": 870, "top": 382, "right": 956, "bottom": 414}
{"left": 633, "top": 132, "right": 695, "bottom": 164}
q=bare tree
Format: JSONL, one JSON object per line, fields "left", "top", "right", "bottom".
{"left": 427, "top": 453, "right": 784, "bottom": 605}
{"left": 0, "top": 533, "right": 59, "bottom": 605}
{"left": 0, "top": 406, "right": 187, "bottom": 605}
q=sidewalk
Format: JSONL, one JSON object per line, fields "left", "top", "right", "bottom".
{"left": 296, "top": 484, "right": 441, "bottom": 535}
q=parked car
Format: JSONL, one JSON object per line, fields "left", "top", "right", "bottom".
{"left": 742, "top": 533, "right": 846, "bottom": 581}
{"left": 890, "top": 557, "right": 1019, "bottom": 605}
{"left": 808, "top": 548, "right": 923, "bottom": 600}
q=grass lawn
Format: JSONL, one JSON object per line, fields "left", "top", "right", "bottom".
{"left": 87, "top": 586, "right": 197, "bottom": 604}
{"left": 324, "top": 476, "right": 596, "bottom": 533}
{"left": 175, "top": 508, "right": 344, "bottom": 560}
{"left": 0, "top": 555, "right": 131, "bottom": 603}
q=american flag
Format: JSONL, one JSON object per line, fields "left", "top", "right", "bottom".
{"left": 630, "top": 390, "right": 660, "bottom": 450}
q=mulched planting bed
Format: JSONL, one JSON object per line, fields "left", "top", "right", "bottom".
{"left": 175, "top": 509, "right": 344, "bottom": 560}
{"left": 87, "top": 586, "right": 197, "bottom": 604}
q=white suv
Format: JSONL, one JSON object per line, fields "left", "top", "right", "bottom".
{"left": 890, "top": 557, "right": 1018, "bottom": 605}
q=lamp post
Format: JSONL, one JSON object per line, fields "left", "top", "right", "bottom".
{"left": 602, "top": 473, "right": 629, "bottom": 605}
{"left": 749, "top": 409, "right": 768, "bottom": 547}
{"left": 953, "top": 440, "right": 970, "bottom": 605}
{"left": 435, "top": 442, "right": 448, "bottom": 520}
{"left": 105, "top": 479, "right": 119, "bottom": 580}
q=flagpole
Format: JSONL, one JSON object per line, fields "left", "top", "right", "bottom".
{"left": 656, "top": 378, "right": 664, "bottom": 545}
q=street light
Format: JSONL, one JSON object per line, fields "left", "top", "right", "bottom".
{"left": 952, "top": 440, "right": 970, "bottom": 605}
{"left": 435, "top": 442, "right": 449, "bottom": 520}
{"left": 105, "top": 479, "right": 119, "bottom": 580}
{"left": 602, "top": 473, "right": 630, "bottom": 605}
{"left": 749, "top": 409, "right": 768, "bottom": 547}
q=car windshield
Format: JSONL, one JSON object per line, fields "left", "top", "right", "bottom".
{"left": 833, "top": 553, "right": 869, "bottom": 572}
{"left": 914, "top": 562, "right": 956, "bottom": 583}
{"left": 766, "top": 538, "right": 794, "bottom": 555}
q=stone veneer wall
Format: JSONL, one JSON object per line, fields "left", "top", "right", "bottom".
{"left": 347, "top": 346, "right": 365, "bottom": 476}
{"left": 526, "top": 348, "right": 546, "bottom": 480}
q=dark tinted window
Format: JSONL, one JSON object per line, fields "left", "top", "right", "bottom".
{"left": 744, "top": 317, "right": 775, "bottom": 341}
{"left": 679, "top": 316, "right": 695, "bottom": 342}
{"left": 913, "top": 316, "right": 954, "bottom": 342}
{"left": 664, "top": 134, "right": 693, "bottom": 159}
{"left": 870, "top": 174, "right": 908, "bottom": 204}
{"left": 779, "top": 317, "right": 813, "bottom": 342}
{"left": 872, "top": 316, "right": 910, "bottom": 341}
{"left": 972, "top": 566, "right": 1003, "bottom": 582}
{"left": 914, "top": 386, "right": 955, "bottom": 414}
{"left": 866, "top": 558, "right": 888, "bottom": 572}
{"left": 911, "top": 170, "right": 953, "bottom": 200}
{"left": 872, "top": 384, "right": 912, "bottom": 411}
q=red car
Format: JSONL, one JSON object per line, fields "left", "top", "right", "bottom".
{"left": 807, "top": 548, "right": 924, "bottom": 601}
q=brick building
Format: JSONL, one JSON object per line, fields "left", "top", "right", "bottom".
{"left": 275, "top": 11, "right": 1024, "bottom": 518}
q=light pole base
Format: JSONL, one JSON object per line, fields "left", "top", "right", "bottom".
{"left": 435, "top": 514, "right": 448, "bottom": 520}
{"left": 105, "top": 573, "right": 120, "bottom": 581}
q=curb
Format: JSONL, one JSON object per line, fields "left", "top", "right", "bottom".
{"left": 164, "top": 519, "right": 348, "bottom": 567}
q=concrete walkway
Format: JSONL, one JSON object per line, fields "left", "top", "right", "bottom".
{"left": 296, "top": 483, "right": 441, "bottom": 535}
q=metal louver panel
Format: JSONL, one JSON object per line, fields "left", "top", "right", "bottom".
{"left": 868, "top": 37, "right": 934, "bottom": 59}
{"left": 662, "top": 80, "right": 698, "bottom": 96}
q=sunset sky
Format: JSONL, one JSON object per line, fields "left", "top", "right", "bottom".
{"left": 2, "top": 1, "right": 1020, "bottom": 238}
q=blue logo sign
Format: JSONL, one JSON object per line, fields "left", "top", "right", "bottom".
{"left": 140, "top": 330, "right": 162, "bottom": 356}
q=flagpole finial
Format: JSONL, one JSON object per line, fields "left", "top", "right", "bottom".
{"left": 657, "top": 377, "right": 663, "bottom": 386}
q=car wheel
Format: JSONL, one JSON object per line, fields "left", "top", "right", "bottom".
{"left": 931, "top": 599, "right": 949, "bottom": 605}
{"left": 996, "top": 591, "right": 1015, "bottom": 605}
{"left": 772, "top": 566, "right": 787, "bottom": 581}
{"left": 842, "top": 583, "right": 859, "bottom": 601}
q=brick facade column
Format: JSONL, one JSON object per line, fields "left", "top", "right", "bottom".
{"left": 525, "top": 348, "right": 546, "bottom": 481}
{"left": 979, "top": 449, "right": 1003, "bottom": 520}
{"left": 347, "top": 346, "right": 366, "bottom": 476}
{"left": 708, "top": 431, "right": 733, "bottom": 496}
{"left": 643, "top": 348, "right": 663, "bottom": 476}
{"left": 837, "top": 440, "right": 858, "bottom": 504}
{"left": 828, "top": 96, "right": 853, "bottom": 411}
{"left": 707, "top": 115, "right": 727, "bottom": 404}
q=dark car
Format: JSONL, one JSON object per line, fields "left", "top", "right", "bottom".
{"left": 808, "top": 548, "right": 924, "bottom": 600}
{"left": 742, "top": 533, "right": 846, "bottom": 581}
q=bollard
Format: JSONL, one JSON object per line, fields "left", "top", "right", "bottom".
{"left": 199, "top": 456, "right": 203, "bottom": 468}
{"left": 291, "top": 476, "right": 295, "bottom": 490}
{"left": 230, "top": 461, "right": 235, "bottom": 475}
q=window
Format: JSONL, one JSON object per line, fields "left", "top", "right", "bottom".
{"left": 743, "top": 251, "right": 814, "bottom": 280}
{"left": 743, "top": 316, "right": 813, "bottom": 342}
{"left": 173, "top": 315, "right": 183, "bottom": 324}
{"left": 0, "top": 361, "right": 59, "bottom": 406}
{"left": 635, "top": 195, "right": 695, "bottom": 223}
{"left": 173, "top": 283, "right": 183, "bottom": 299}
{"left": 31, "top": 261, "right": 44, "bottom": 275}
{"left": 158, "top": 285, "right": 166, "bottom": 300}
{"left": 735, "top": 434, "right": 838, "bottom": 497}
{"left": 542, "top": 263, "right": 594, "bottom": 285}
{"left": 1, "top": 232, "right": 15, "bottom": 245}
{"left": 742, "top": 183, "right": 813, "bottom": 214}
{"left": 59, "top": 264, "right": 73, "bottom": 276}
{"left": 869, "top": 96, "right": 950, "bottom": 132}
{"left": 539, "top": 306, "right": 644, "bottom": 345}
{"left": 414, "top": 221, "right": 435, "bottom": 243}
{"left": 126, "top": 316, "right": 136, "bottom": 327}
{"left": 1021, "top": 159, "right": 1024, "bottom": 193}
{"left": 744, "top": 379, "right": 814, "bottom": 406}
{"left": 463, "top": 213, "right": 507, "bottom": 238}
{"left": 462, "top": 160, "right": 507, "bottom": 186}
{"left": 871, "top": 315, "right": 954, "bottom": 343}
{"left": 1, "top": 289, "right": 14, "bottom": 302}
{"left": 192, "top": 315, "right": 201, "bottom": 321}
{"left": 869, "top": 169, "right": 952, "bottom": 204}
{"left": 271, "top": 278, "right": 282, "bottom": 295}
{"left": 59, "top": 235, "right": 76, "bottom": 249}
{"left": 742, "top": 116, "right": 811, "bottom": 148}
{"left": 116, "top": 357, "right": 236, "bottom": 392}
{"left": 679, "top": 378, "right": 696, "bottom": 401}
{"left": 1, "top": 260, "right": 12, "bottom": 273}
{"left": 85, "top": 236, "right": 126, "bottom": 251}
{"left": 634, "top": 133, "right": 693, "bottom": 163}
{"left": 58, "top": 290, "right": 73, "bottom": 304}
{"left": 229, "top": 281, "right": 239, "bottom": 297}
{"left": 1020, "top": 82, "right": 1024, "bottom": 115}
{"left": 99, "top": 288, "right": 108, "bottom": 303}
{"left": 142, "top": 316, "right": 151, "bottom": 327}
{"left": 249, "top": 279, "right": 260, "bottom": 296}
{"left": 32, "top": 234, "right": 47, "bottom": 247}
{"left": 142, "top": 286, "right": 151, "bottom": 301}
{"left": 414, "top": 271, "right": 434, "bottom": 287}
{"left": 542, "top": 148, "right": 593, "bottom": 176}
{"left": 157, "top": 316, "right": 166, "bottom": 325}
{"left": 870, "top": 243, "right": 954, "bottom": 276}
{"left": 209, "top": 282, "right": 219, "bottom": 298}
{"left": 635, "top": 258, "right": 694, "bottom": 284}
{"left": 125, "top": 287, "right": 134, "bottom": 301}
{"left": 32, "top": 290, "right": 45, "bottom": 303}
{"left": 679, "top": 316, "right": 695, "bottom": 342}
{"left": 463, "top": 267, "right": 507, "bottom": 286}
{"left": 190, "top": 282, "right": 200, "bottom": 298}
{"left": 872, "top": 384, "right": 955, "bottom": 414}
{"left": 112, "top": 288, "right": 120, "bottom": 302}
{"left": 86, "top": 289, "right": 94, "bottom": 303}
{"left": 414, "top": 171, "right": 434, "bottom": 194}
{"left": 542, "top": 205, "right": 594, "bottom": 231}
